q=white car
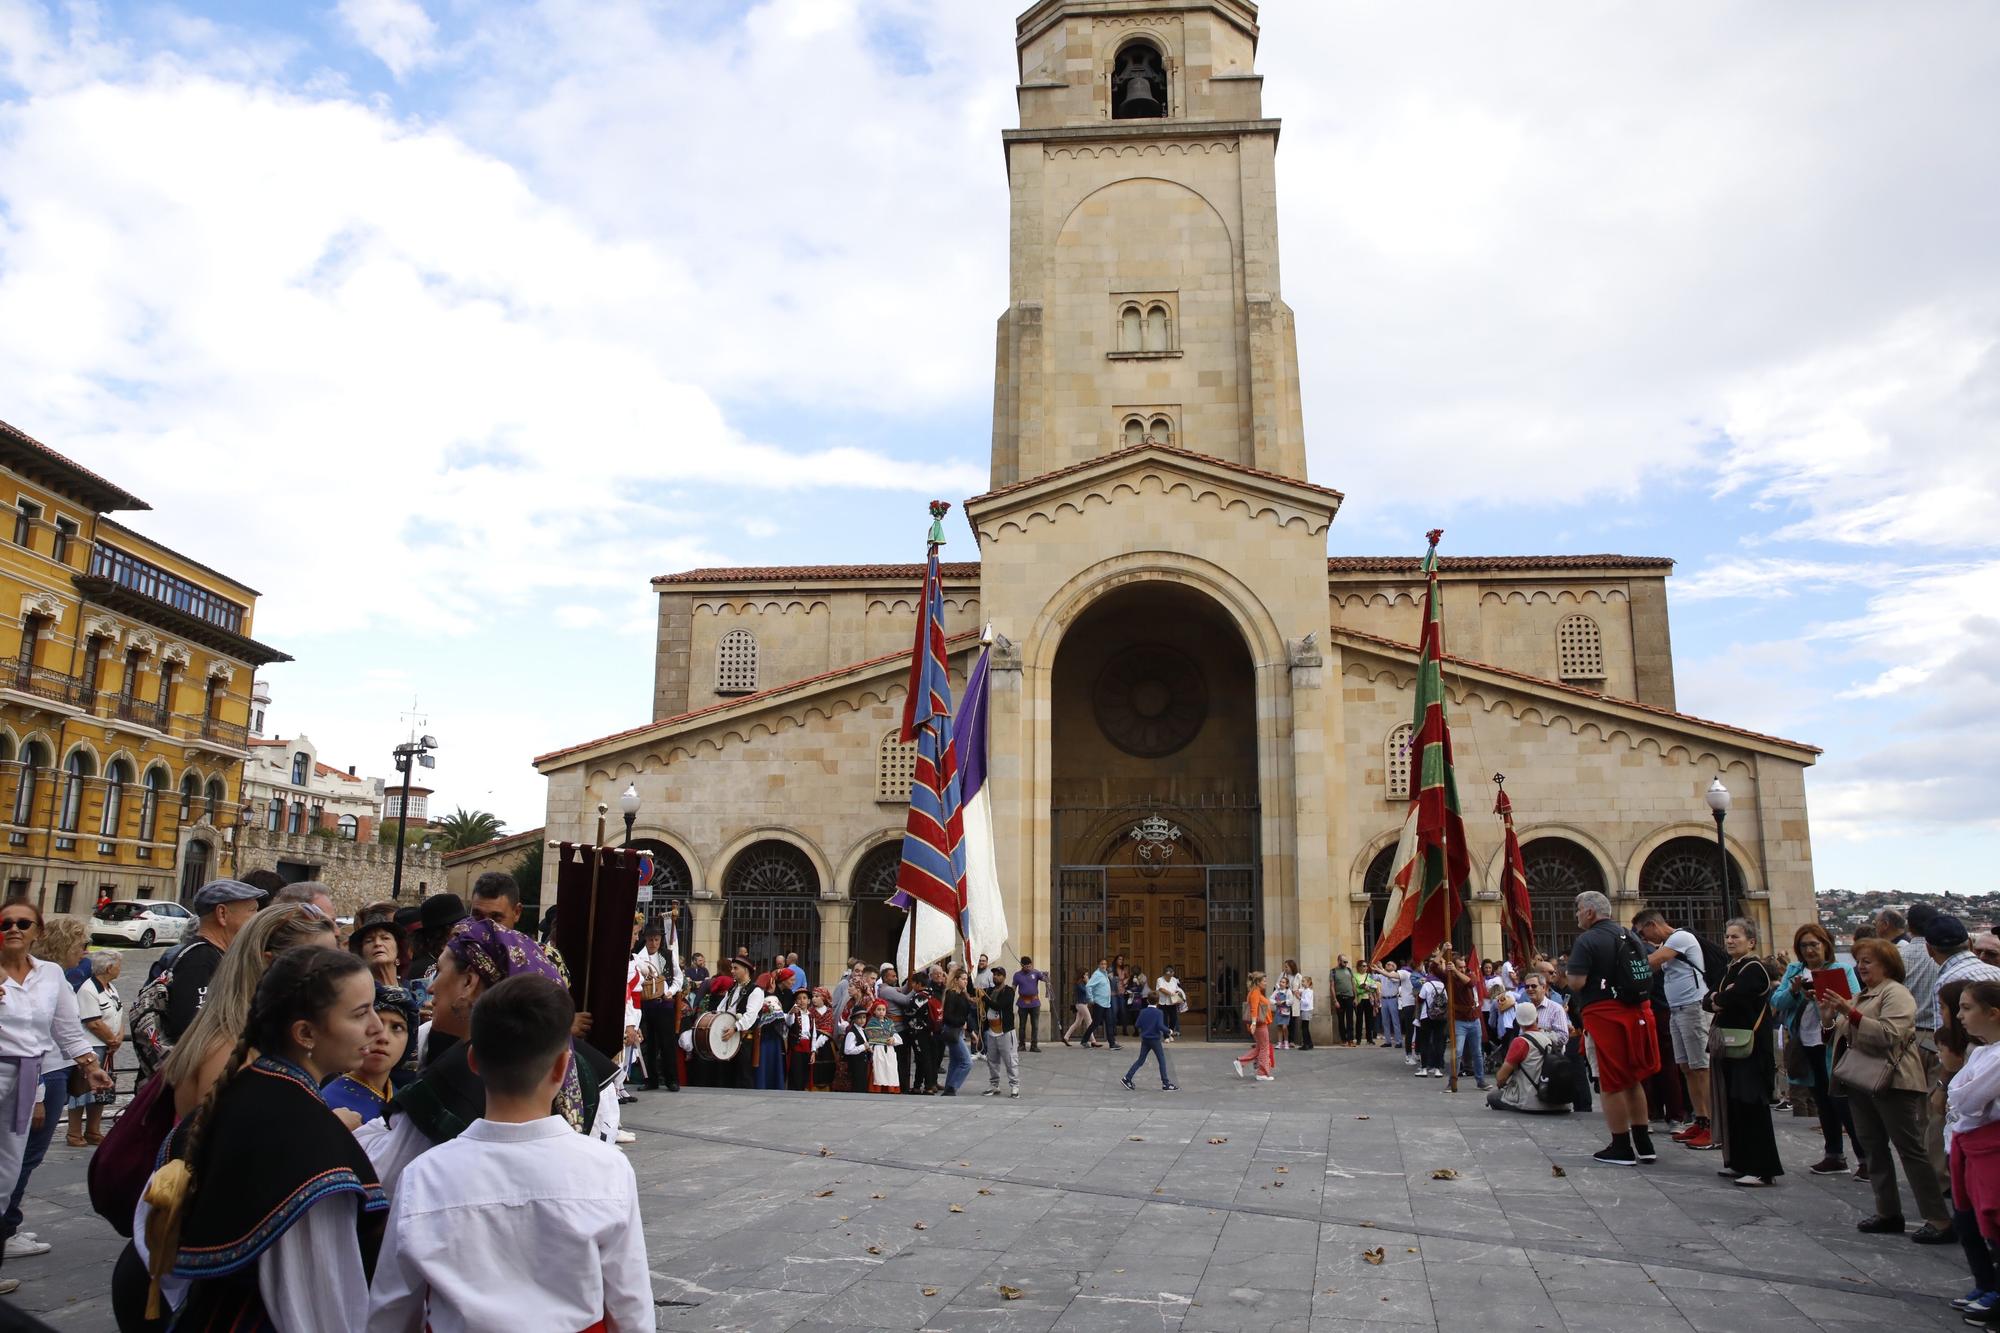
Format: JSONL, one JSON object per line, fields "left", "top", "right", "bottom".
{"left": 91, "top": 900, "right": 195, "bottom": 948}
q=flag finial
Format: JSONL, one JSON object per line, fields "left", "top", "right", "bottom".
{"left": 927, "top": 500, "right": 951, "bottom": 547}
{"left": 1425, "top": 527, "right": 1444, "bottom": 549}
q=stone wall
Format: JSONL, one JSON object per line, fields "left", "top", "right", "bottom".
{"left": 236, "top": 828, "right": 444, "bottom": 914}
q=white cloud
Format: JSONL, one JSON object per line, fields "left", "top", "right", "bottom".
{"left": 335, "top": 0, "right": 437, "bottom": 78}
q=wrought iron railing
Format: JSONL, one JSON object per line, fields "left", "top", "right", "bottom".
{"left": 2, "top": 657, "right": 83, "bottom": 706}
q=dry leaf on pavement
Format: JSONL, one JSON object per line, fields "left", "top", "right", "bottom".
{"left": 1207, "top": 1137, "right": 1228, "bottom": 1144}
{"left": 1430, "top": 1168, "right": 1461, "bottom": 1181}
{"left": 913, "top": 1221, "right": 929, "bottom": 1230}
{"left": 949, "top": 1204, "right": 964, "bottom": 1213}
{"left": 1551, "top": 1165, "right": 1567, "bottom": 1178}
{"left": 998, "top": 1284, "right": 1023, "bottom": 1300}
{"left": 814, "top": 1189, "right": 835, "bottom": 1198}
{"left": 923, "top": 1288, "right": 939, "bottom": 1297}
{"left": 817, "top": 1146, "right": 833, "bottom": 1157}
{"left": 977, "top": 1188, "right": 994, "bottom": 1195}
{"left": 1362, "top": 1247, "right": 1385, "bottom": 1266}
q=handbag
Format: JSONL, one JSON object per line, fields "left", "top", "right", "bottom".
{"left": 1833, "top": 1032, "right": 1910, "bottom": 1096}
{"left": 88, "top": 1069, "right": 176, "bottom": 1238}
{"left": 1716, "top": 1005, "right": 1763, "bottom": 1060}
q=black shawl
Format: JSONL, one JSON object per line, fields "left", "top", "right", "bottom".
{"left": 388, "top": 1038, "right": 615, "bottom": 1145}
{"left": 168, "top": 1056, "right": 387, "bottom": 1283}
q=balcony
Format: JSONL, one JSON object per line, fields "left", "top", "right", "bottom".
{"left": 200, "top": 716, "right": 249, "bottom": 748}
{"left": 2, "top": 656, "right": 84, "bottom": 708}
{"left": 114, "top": 697, "right": 168, "bottom": 730}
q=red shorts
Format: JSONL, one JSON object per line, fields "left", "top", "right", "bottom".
{"left": 1580, "top": 1001, "right": 1661, "bottom": 1094}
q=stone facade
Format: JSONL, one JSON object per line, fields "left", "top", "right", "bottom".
{"left": 442, "top": 827, "right": 542, "bottom": 903}
{"left": 235, "top": 827, "right": 442, "bottom": 915}
{"left": 534, "top": 0, "right": 1820, "bottom": 1034}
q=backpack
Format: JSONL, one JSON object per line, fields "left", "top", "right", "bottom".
{"left": 906, "top": 996, "right": 939, "bottom": 1038}
{"left": 1604, "top": 929, "right": 1656, "bottom": 1004}
{"left": 1521, "top": 1032, "right": 1579, "bottom": 1106}
{"left": 129, "top": 936, "right": 216, "bottom": 1078}
{"left": 1677, "top": 931, "right": 1725, "bottom": 1000}
{"left": 86, "top": 1069, "right": 175, "bottom": 1237}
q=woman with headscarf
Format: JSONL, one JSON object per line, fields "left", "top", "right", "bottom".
{"left": 321, "top": 986, "right": 420, "bottom": 1126}
{"left": 753, "top": 978, "right": 788, "bottom": 1091}
{"left": 353, "top": 920, "right": 619, "bottom": 1197}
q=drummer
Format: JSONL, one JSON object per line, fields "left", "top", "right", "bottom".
{"left": 717, "top": 957, "right": 765, "bottom": 1089}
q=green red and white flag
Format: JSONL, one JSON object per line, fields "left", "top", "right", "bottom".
{"left": 1495, "top": 784, "right": 1536, "bottom": 970}
{"left": 1371, "top": 530, "right": 1473, "bottom": 964}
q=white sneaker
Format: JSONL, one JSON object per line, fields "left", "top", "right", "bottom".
{"left": 4, "top": 1235, "right": 49, "bottom": 1257}
{"left": 1413, "top": 1064, "right": 1427, "bottom": 1077}
{"left": 614, "top": 1130, "right": 636, "bottom": 1144}
{"left": 0, "top": 1278, "right": 18, "bottom": 1295}
{"left": 1231, "top": 1061, "right": 1245, "bottom": 1078}
{"left": 1255, "top": 1074, "right": 1274, "bottom": 1082}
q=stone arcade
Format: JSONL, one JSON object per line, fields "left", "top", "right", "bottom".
{"left": 534, "top": 0, "right": 1819, "bottom": 1038}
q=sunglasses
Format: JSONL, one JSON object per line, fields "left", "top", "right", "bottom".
{"left": 0, "top": 917, "right": 36, "bottom": 931}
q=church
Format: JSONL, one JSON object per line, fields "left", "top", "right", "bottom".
{"left": 534, "top": 0, "right": 1819, "bottom": 1037}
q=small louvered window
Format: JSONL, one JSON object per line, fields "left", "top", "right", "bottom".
{"left": 716, "top": 629, "right": 758, "bottom": 694}
{"left": 1385, "top": 723, "right": 1414, "bottom": 802}
{"left": 877, "top": 730, "right": 917, "bottom": 802}
{"left": 1557, "top": 614, "right": 1605, "bottom": 682}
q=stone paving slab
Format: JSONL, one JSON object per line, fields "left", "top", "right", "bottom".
{"left": 0, "top": 1032, "right": 1985, "bottom": 1329}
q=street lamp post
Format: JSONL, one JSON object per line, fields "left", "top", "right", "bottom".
{"left": 619, "top": 783, "right": 640, "bottom": 847}
{"left": 390, "top": 734, "right": 439, "bottom": 902}
{"left": 1705, "top": 777, "right": 1733, "bottom": 922}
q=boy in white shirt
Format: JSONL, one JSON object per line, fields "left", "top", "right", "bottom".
{"left": 368, "top": 975, "right": 653, "bottom": 1333}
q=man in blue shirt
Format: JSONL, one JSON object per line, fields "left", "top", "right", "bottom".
{"left": 1122, "top": 996, "right": 1176, "bottom": 1091}
{"left": 1012, "top": 957, "right": 1049, "bottom": 1053}
{"left": 1087, "top": 960, "right": 1118, "bottom": 1050}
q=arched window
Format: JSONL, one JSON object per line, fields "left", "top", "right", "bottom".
{"left": 1123, "top": 416, "right": 1145, "bottom": 449}
{"left": 1384, "top": 723, "right": 1414, "bottom": 802}
{"left": 1147, "top": 415, "right": 1173, "bottom": 447}
{"left": 100, "top": 759, "right": 132, "bottom": 837}
{"left": 11, "top": 742, "right": 45, "bottom": 827}
{"left": 0, "top": 735, "right": 11, "bottom": 765}
{"left": 721, "top": 840, "right": 821, "bottom": 979}
{"left": 140, "top": 766, "right": 167, "bottom": 840}
{"left": 1638, "top": 836, "right": 1744, "bottom": 942}
{"left": 877, "top": 730, "right": 917, "bottom": 802}
{"left": 1521, "top": 837, "right": 1607, "bottom": 961}
{"left": 1111, "top": 40, "right": 1166, "bottom": 120}
{"left": 628, "top": 838, "right": 694, "bottom": 944}
{"left": 179, "top": 773, "right": 198, "bottom": 821}
{"left": 179, "top": 838, "right": 210, "bottom": 904}
{"left": 266, "top": 798, "right": 282, "bottom": 832}
{"left": 1120, "top": 305, "right": 1142, "bottom": 352}
{"left": 290, "top": 751, "right": 310, "bottom": 785}
{"left": 1556, "top": 614, "right": 1604, "bottom": 682}
{"left": 287, "top": 800, "right": 304, "bottom": 835}
{"left": 338, "top": 813, "right": 358, "bottom": 839}
{"left": 204, "top": 778, "right": 224, "bottom": 818}
{"left": 1145, "top": 304, "right": 1169, "bottom": 352}
{"left": 847, "top": 841, "right": 906, "bottom": 964}
{"left": 59, "top": 749, "right": 95, "bottom": 832}
{"left": 716, "top": 628, "right": 758, "bottom": 695}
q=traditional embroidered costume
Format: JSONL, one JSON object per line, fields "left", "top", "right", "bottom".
{"left": 864, "top": 1005, "right": 902, "bottom": 1094}
{"left": 155, "top": 1055, "right": 388, "bottom": 1331}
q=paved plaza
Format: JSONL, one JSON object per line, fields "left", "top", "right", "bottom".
{"left": 0, "top": 1028, "right": 1981, "bottom": 1332}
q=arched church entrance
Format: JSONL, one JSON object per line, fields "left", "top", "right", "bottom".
{"left": 628, "top": 838, "right": 694, "bottom": 954}
{"left": 1049, "top": 583, "right": 1259, "bottom": 1040}
{"left": 848, "top": 841, "right": 904, "bottom": 970}
{"left": 1521, "top": 837, "right": 1607, "bottom": 961}
{"left": 1638, "top": 836, "right": 1743, "bottom": 942}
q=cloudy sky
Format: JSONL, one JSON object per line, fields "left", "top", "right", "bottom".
{"left": 1, "top": 0, "right": 1992, "bottom": 893}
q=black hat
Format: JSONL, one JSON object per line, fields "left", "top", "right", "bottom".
{"left": 1926, "top": 914, "right": 1971, "bottom": 952}
{"left": 348, "top": 908, "right": 404, "bottom": 955}
{"left": 418, "top": 893, "right": 467, "bottom": 933}
{"left": 1908, "top": 902, "right": 1941, "bottom": 934}
{"left": 728, "top": 955, "right": 756, "bottom": 976}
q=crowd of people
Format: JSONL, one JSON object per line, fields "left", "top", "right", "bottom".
{"left": 2, "top": 871, "right": 1997, "bottom": 1326}
{"left": 1330, "top": 892, "right": 2000, "bottom": 1326}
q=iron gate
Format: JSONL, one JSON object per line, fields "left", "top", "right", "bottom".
{"left": 1051, "top": 796, "right": 1261, "bottom": 1042}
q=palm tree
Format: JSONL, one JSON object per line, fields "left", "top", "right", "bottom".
{"left": 436, "top": 807, "right": 505, "bottom": 851}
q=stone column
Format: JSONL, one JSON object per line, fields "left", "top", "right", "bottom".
{"left": 690, "top": 897, "right": 722, "bottom": 967}
{"left": 817, "top": 900, "right": 852, "bottom": 980}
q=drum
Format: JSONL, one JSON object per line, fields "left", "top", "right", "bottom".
{"left": 694, "top": 1011, "right": 741, "bottom": 1062}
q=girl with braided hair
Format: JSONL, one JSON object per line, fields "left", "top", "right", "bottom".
{"left": 134, "top": 946, "right": 386, "bottom": 1330}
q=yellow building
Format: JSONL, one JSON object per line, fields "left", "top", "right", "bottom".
{"left": 0, "top": 418, "right": 289, "bottom": 913}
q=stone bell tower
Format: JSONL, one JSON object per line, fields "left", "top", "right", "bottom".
{"left": 991, "top": 0, "right": 1307, "bottom": 487}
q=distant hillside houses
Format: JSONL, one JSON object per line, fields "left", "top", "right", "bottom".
{"left": 1818, "top": 888, "right": 1998, "bottom": 943}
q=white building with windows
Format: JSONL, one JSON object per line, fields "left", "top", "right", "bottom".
{"left": 242, "top": 735, "right": 385, "bottom": 844}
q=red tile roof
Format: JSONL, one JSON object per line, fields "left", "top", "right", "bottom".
{"left": 656, "top": 562, "right": 979, "bottom": 586}
{"left": 0, "top": 418, "right": 150, "bottom": 512}
{"left": 655, "top": 553, "right": 1674, "bottom": 585}
{"left": 968, "top": 441, "right": 1345, "bottom": 506}
{"left": 1329, "top": 554, "right": 1674, "bottom": 574}
{"left": 442, "top": 826, "right": 544, "bottom": 864}
{"left": 1334, "top": 627, "right": 1820, "bottom": 754}
{"left": 534, "top": 630, "right": 984, "bottom": 766}
{"left": 313, "top": 761, "right": 364, "bottom": 785}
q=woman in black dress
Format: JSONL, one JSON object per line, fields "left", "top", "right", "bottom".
{"left": 1706, "top": 917, "right": 1783, "bottom": 1186}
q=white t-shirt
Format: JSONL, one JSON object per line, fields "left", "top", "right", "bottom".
{"left": 1662, "top": 930, "right": 1706, "bottom": 1009}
